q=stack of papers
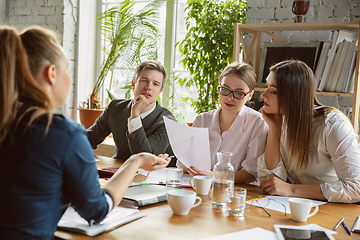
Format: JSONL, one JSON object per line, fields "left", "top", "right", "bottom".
{"left": 139, "top": 167, "right": 192, "bottom": 187}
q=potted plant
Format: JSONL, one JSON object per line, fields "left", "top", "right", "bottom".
{"left": 177, "top": 0, "right": 247, "bottom": 114}
{"left": 79, "top": 0, "right": 162, "bottom": 128}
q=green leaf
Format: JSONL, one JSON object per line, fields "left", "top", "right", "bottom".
{"left": 176, "top": 0, "right": 246, "bottom": 114}
{"left": 106, "top": 89, "right": 118, "bottom": 100}
{"left": 91, "top": 0, "right": 166, "bottom": 108}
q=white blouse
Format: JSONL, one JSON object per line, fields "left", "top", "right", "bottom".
{"left": 193, "top": 106, "right": 268, "bottom": 178}
{"left": 257, "top": 110, "right": 360, "bottom": 203}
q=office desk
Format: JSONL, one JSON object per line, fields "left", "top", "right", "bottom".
{"left": 55, "top": 156, "right": 360, "bottom": 240}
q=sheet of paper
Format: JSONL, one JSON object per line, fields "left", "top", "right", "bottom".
{"left": 200, "top": 227, "right": 277, "bottom": 240}
{"left": 164, "top": 117, "right": 211, "bottom": 170}
{"left": 246, "top": 196, "right": 327, "bottom": 214}
{"left": 139, "top": 168, "right": 192, "bottom": 187}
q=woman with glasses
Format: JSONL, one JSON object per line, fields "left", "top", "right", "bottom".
{"left": 258, "top": 59, "right": 360, "bottom": 203}
{"left": 182, "top": 62, "right": 268, "bottom": 183}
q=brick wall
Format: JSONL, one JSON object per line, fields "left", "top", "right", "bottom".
{"left": 4, "top": 0, "right": 77, "bottom": 119}
{"left": 245, "top": 0, "right": 360, "bottom": 114}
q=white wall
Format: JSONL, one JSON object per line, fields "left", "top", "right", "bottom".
{"left": 0, "top": 0, "right": 5, "bottom": 25}
{"left": 245, "top": 0, "right": 360, "bottom": 112}
{"left": 63, "top": 0, "right": 78, "bottom": 119}
{"left": 76, "top": 0, "right": 101, "bottom": 118}
{"left": 5, "top": 0, "right": 78, "bottom": 119}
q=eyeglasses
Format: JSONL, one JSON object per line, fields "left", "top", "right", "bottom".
{"left": 247, "top": 195, "right": 287, "bottom": 217}
{"left": 218, "top": 85, "right": 251, "bottom": 100}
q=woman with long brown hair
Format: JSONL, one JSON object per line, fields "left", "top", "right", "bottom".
{"left": 258, "top": 59, "right": 360, "bottom": 203}
{"left": 0, "top": 26, "right": 170, "bottom": 239}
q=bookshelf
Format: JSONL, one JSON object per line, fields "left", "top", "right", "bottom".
{"left": 233, "top": 21, "right": 360, "bottom": 133}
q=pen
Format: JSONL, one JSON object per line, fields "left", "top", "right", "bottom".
{"left": 129, "top": 181, "right": 166, "bottom": 187}
{"left": 129, "top": 181, "right": 148, "bottom": 187}
{"left": 351, "top": 216, "right": 359, "bottom": 232}
{"left": 246, "top": 197, "right": 267, "bottom": 203}
{"left": 153, "top": 156, "right": 175, "bottom": 166}
{"left": 334, "top": 217, "right": 344, "bottom": 230}
{"left": 342, "top": 220, "right": 352, "bottom": 235}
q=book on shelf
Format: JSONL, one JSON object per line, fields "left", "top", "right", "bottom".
{"left": 57, "top": 206, "right": 145, "bottom": 236}
{"left": 328, "top": 41, "right": 355, "bottom": 92}
{"left": 317, "top": 30, "right": 358, "bottom": 91}
{"left": 343, "top": 50, "right": 357, "bottom": 93}
{"left": 335, "top": 41, "right": 357, "bottom": 92}
{"left": 313, "top": 41, "right": 324, "bottom": 73}
{"left": 346, "top": 68, "right": 356, "bottom": 93}
{"left": 120, "top": 184, "right": 176, "bottom": 208}
{"left": 314, "top": 42, "right": 331, "bottom": 89}
{"left": 325, "top": 41, "right": 347, "bottom": 91}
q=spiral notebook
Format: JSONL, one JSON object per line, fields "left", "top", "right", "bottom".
{"left": 120, "top": 184, "right": 177, "bottom": 207}
{"left": 57, "top": 206, "right": 145, "bottom": 236}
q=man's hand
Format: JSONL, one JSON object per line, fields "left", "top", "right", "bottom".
{"left": 130, "top": 95, "right": 150, "bottom": 120}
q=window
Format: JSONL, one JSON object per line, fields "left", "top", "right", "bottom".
{"left": 100, "top": 0, "right": 197, "bottom": 122}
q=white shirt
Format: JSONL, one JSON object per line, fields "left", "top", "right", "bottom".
{"left": 257, "top": 110, "right": 360, "bottom": 203}
{"left": 193, "top": 106, "right": 268, "bottom": 178}
{"left": 128, "top": 103, "right": 156, "bottom": 133}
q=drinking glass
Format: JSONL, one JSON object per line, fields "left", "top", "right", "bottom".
{"left": 226, "top": 187, "right": 246, "bottom": 217}
{"left": 166, "top": 167, "right": 183, "bottom": 187}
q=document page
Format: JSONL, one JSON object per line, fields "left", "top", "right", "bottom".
{"left": 200, "top": 227, "right": 277, "bottom": 240}
{"left": 164, "top": 117, "right": 211, "bottom": 170}
{"left": 247, "top": 196, "right": 327, "bottom": 214}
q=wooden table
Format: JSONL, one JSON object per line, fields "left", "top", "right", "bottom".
{"left": 55, "top": 156, "right": 360, "bottom": 240}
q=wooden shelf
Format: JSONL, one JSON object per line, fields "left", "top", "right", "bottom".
{"left": 254, "top": 88, "right": 354, "bottom": 97}
{"left": 233, "top": 21, "right": 360, "bottom": 133}
{"left": 237, "top": 22, "right": 360, "bottom": 32}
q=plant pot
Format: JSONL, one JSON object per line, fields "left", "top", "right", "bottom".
{"left": 78, "top": 108, "right": 104, "bottom": 129}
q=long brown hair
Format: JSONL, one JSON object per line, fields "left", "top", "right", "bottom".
{"left": 0, "top": 27, "right": 54, "bottom": 145}
{"left": 270, "top": 60, "right": 331, "bottom": 172}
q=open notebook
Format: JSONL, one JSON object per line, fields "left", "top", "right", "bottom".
{"left": 120, "top": 184, "right": 177, "bottom": 207}
{"left": 57, "top": 206, "right": 145, "bottom": 236}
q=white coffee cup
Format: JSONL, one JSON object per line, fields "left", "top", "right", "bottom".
{"left": 189, "top": 176, "right": 212, "bottom": 195}
{"left": 289, "top": 198, "right": 319, "bottom": 222}
{"left": 167, "top": 189, "right": 202, "bottom": 215}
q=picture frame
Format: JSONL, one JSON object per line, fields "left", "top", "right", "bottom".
{"left": 257, "top": 42, "right": 321, "bottom": 87}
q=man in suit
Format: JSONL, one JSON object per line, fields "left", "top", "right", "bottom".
{"left": 87, "top": 60, "right": 175, "bottom": 160}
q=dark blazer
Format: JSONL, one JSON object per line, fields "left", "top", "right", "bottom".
{"left": 87, "top": 99, "right": 175, "bottom": 160}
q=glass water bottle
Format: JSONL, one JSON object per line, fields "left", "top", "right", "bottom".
{"left": 212, "top": 152, "right": 234, "bottom": 208}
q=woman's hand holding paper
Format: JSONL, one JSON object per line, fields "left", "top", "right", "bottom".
{"left": 187, "top": 166, "right": 213, "bottom": 178}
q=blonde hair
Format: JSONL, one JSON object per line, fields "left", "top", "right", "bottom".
{"left": 0, "top": 26, "right": 53, "bottom": 144}
{"left": 219, "top": 62, "right": 257, "bottom": 90}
